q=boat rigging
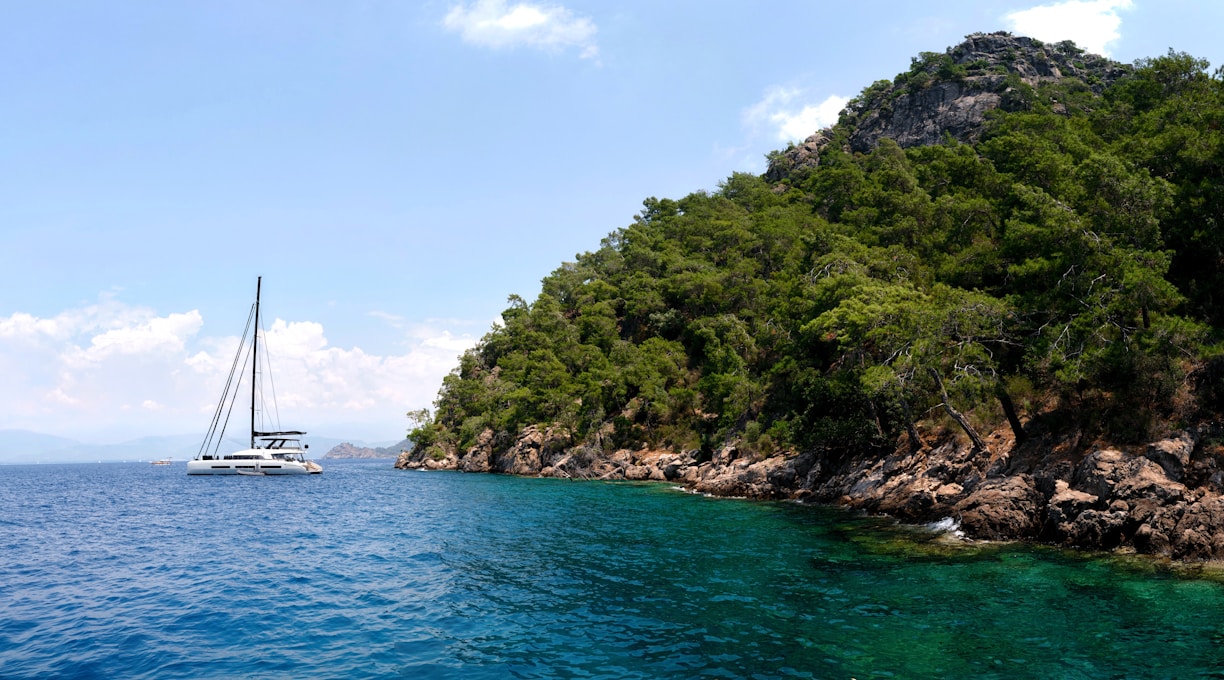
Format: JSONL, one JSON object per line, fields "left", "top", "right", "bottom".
{"left": 187, "top": 277, "right": 322, "bottom": 476}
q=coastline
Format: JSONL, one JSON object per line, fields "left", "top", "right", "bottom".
{"left": 397, "top": 422, "right": 1224, "bottom": 563}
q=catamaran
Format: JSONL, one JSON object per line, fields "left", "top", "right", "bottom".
{"left": 187, "top": 277, "right": 323, "bottom": 476}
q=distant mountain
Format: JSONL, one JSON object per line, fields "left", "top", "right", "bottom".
{"left": 0, "top": 430, "right": 385, "bottom": 464}
{"left": 34, "top": 434, "right": 203, "bottom": 464}
{"left": 0, "top": 430, "right": 82, "bottom": 463}
{"left": 322, "top": 439, "right": 411, "bottom": 459}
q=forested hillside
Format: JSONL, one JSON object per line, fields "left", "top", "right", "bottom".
{"left": 408, "top": 33, "right": 1224, "bottom": 472}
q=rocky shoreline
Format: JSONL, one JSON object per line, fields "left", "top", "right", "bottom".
{"left": 396, "top": 424, "right": 1224, "bottom": 562}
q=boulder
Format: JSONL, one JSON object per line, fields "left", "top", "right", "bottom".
{"left": 624, "top": 465, "right": 654, "bottom": 481}
{"left": 1171, "top": 496, "right": 1224, "bottom": 560}
{"left": 1044, "top": 480, "right": 1100, "bottom": 540}
{"left": 1132, "top": 524, "right": 1172, "bottom": 555}
{"left": 1144, "top": 430, "right": 1197, "bottom": 481}
{"left": 1073, "top": 449, "right": 1127, "bottom": 498}
{"left": 954, "top": 475, "right": 1044, "bottom": 539}
{"left": 694, "top": 455, "right": 800, "bottom": 499}
{"left": 1113, "top": 459, "right": 1187, "bottom": 505}
{"left": 1066, "top": 509, "right": 1128, "bottom": 549}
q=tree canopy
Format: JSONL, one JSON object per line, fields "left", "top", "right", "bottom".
{"left": 411, "top": 47, "right": 1224, "bottom": 462}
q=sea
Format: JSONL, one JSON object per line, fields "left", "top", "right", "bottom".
{"left": 3, "top": 460, "right": 1224, "bottom": 679}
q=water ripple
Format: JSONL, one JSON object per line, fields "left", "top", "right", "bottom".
{"left": 4, "top": 463, "right": 1224, "bottom": 678}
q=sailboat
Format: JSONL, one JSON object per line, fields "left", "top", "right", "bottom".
{"left": 187, "top": 277, "right": 323, "bottom": 476}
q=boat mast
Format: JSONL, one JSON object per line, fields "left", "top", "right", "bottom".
{"left": 251, "top": 276, "right": 261, "bottom": 450}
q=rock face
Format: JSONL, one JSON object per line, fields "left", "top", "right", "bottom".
{"left": 764, "top": 32, "right": 1130, "bottom": 182}
{"left": 764, "top": 130, "right": 832, "bottom": 183}
{"left": 396, "top": 425, "right": 1224, "bottom": 561}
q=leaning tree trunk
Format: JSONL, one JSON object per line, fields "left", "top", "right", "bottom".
{"left": 866, "top": 399, "right": 887, "bottom": 440}
{"left": 927, "top": 368, "right": 988, "bottom": 453}
{"left": 896, "top": 390, "right": 924, "bottom": 453}
{"left": 995, "top": 387, "right": 1027, "bottom": 445}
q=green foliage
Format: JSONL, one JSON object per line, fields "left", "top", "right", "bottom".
{"left": 412, "top": 46, "right": 1224, "bottom": 462}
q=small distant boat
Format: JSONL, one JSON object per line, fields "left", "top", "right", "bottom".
{"left": 151, "top": 458, "right": 173, "bottom": 465}
{"left": 187, "top": 277, "right": 323, "bottom": 476}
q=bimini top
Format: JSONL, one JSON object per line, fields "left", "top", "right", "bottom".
{"left": 256, "top": 431, "right": 308, "bottom": 450}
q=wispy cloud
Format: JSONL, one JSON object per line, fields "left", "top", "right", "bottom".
{"left": 1004, "top": 0, "right": 1134, "bottom": 56}
{"left": 443, "top": 0, "right": 598, "bottom": 60}
{"left": 744, "top": 86, "right": 849, "bottom": 142}
{"left": 0, "top": 297, "right": 479, "bottom": 439}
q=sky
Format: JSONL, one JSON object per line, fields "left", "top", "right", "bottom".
{"left": 2, "top": 0, "right": 1222, "bottom": 446}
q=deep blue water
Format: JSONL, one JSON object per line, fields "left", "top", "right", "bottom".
{"left": 3, "top": 461, "right": 1224, "bottom": 678}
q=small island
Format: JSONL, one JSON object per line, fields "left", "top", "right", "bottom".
{"left": 397, "top": 33, "right": 1224, "bottom": 562}
{"left": 322, "top": 439, "right": 410, "bottom": 460}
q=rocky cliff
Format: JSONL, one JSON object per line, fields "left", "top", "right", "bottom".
{"left": 765, "top": 32, "right": 1130, "bottom": 182}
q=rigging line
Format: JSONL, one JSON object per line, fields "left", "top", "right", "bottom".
{"left": 214, "top": 339, "right": 253, "bottom": 458}
{"left": 197, "top": 303, "right": 256, "bottom": 459}
{"left": 208, "top": 305, "right": 254, "bottom": 455}
{"left": 253, "top": 328, "right": 272, "bottom": 433}
{"left": 262, "top": 315, "right": 284, "bottom": 433}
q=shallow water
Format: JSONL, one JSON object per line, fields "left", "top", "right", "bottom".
{"left": 2, "top": 461, "right": 1224, "bottom": 678}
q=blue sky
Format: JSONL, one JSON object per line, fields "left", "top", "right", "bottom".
{"left": 2, "top": 0, "right": 1221, "bottom": 445}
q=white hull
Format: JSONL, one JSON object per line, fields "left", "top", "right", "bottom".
{"left": 187, "top": 448, "right": 322, "bottom": 476}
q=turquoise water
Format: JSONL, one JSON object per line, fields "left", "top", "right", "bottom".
{"left": 2, "top": 461, "right": 1224, "bottom": 678}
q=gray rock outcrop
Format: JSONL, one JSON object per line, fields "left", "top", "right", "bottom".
{"left": 765, "top": 32, "right": 1131, "bottom": 183}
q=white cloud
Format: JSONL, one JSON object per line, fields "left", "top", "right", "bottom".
{"left": 777, "top": 97, "right": 851, "bottom": 141}
{"left": 443, "top": 0, "right": 598, "bottom": 60}
{"left": 0, "top": 297, "right": 480, "bottom": 441}
{"left": 72, "top": 311, "right": 203, "bottom": 364}
{"left": 744, "top": 87, "right": 849, "bottom": 142}
{"left": 1004, "top": 0, "right": 1134, "bottom": 56}
{"left": 47, "top": 387, "right": 80, "bottom": 406}
{"left": 0, "top": 312, "right": 65, "bottom": 341}
{"left": 236, "top": 317, "right": 479, "bottom": 422}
